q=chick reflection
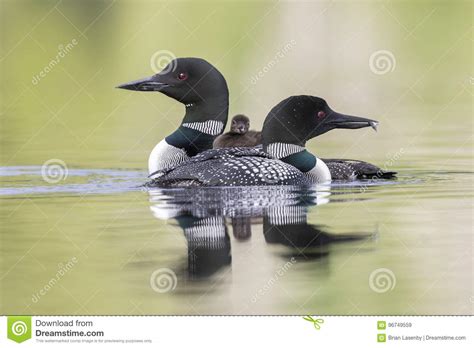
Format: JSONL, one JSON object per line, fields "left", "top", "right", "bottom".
{"left": 231, "top": 217, "right": 251, "bottom": 240}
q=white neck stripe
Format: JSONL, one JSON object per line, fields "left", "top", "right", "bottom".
{"left": 181, "top": 120, "right": 225, "bottom": 136}
{"left": 267, "top": 142, "right": 305, "bottom": 159}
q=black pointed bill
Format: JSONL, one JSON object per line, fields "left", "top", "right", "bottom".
{"left": 328, "top": 111, "right": 379, "bottom": 132}
{"left": 116, "top": 76, "right": 170, "bottom": 92}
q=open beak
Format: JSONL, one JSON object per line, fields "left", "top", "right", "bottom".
{"left": 328, "top": 111, "right": 378, "bottom": 132}
{"left": 116, "top": 76, "right": 170, "bottom": 92}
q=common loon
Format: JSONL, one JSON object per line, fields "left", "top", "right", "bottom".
{"left": 117, "top": 57, "right": 229, "bottom": 175}
{"left": 146, "top": 95, "right": 393, "bottom": 187}
{"left": 217, "top": 113, "right": 395, "bottom": 180}
{"left": 213, "top": 114, "right": 262, "bottom": 148}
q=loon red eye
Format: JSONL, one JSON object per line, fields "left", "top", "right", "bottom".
{"left": 177, "top": 72, "right": 188, "bottom": 81}
{"left": 317, "top": 111, "right": 326, "bottom": 118}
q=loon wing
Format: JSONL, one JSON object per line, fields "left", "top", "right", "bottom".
{"left": 150, "top": 146, "right": 270, "bottom": 176}
{"left": 321, "top": 158, "right": 397, "bottom": 180}
{"left": 146, "top": 147, "right": 310, "bottom": 187}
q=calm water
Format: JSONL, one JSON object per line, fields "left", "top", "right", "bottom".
{"left": 1, "top": 1, "right": 472, "bottom": 315}
{"left": 1, "top": 163, "right": 472, "bottom": 315}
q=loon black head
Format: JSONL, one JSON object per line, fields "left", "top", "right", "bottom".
{"left": 262, "top": 95, "right": 379, "bottom": 183}
{"left": 229, "top": 114, "right": 250, "bottom": 134}
{"left": 262, "top": 95, "right": 378, "bottom": 148}
{"left": 117, "top": 57, "right": 229, "bottom": 123}
{"left": 117, "top": 57, "right": 230, "bottom": 175}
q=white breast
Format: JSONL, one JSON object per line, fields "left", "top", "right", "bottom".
{"left": 148, "top": 139, "right": 189, "bottom": 176}
{"left": 305, "top": 158, "right": 332, "bottom": 183}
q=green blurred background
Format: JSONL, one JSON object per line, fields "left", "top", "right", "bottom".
{"left": 1, "top": 0, "right": 471, "bottom": 170}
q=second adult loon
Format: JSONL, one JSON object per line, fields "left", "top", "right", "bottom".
{"left": 147, "top": 95, "right": 394, "bottom": 187}
{"left": 210, "top": 113, "right": 395, "bottom": 180}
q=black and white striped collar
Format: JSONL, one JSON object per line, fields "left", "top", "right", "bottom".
{"left": 266, "top": 142, "right": 305, "bottom": 159}
{"left": 181, "top": 120, "right": 225, "bottom": 136}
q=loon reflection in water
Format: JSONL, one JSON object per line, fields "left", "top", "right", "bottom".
{"left": 148, "top": 187, "right": 375, "bottom": 279}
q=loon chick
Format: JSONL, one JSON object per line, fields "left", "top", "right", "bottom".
{"left": 213, "top": 114, "right": 262, "bottom": 148}
{"left": 147, "top": 95, "right": 383, "bottom": 187}
{"left": 117, "top": 57, "right": 229, "bottom": 175}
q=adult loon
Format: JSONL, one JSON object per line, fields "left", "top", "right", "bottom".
{"left": 214, "top": 113, "right": 395, "bottom": 180}
{"left": 117, "top": 57, "right": 229, "bottom": 175}
{"left": 213, "top": 114, "right": 262, "bottom": 148}
{"left": 146, "top": 95, "right": 394, "bottom": 187}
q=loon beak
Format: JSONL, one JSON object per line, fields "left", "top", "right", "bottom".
{"left": 116, "top": 76, "right": 170, "bottom": 92}
{"left": 328, "top": 111, "right": 379, "bottom": 132}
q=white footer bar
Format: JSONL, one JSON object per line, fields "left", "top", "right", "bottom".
{"left": 1, "top": 316, "right": 472, "bottom": 347}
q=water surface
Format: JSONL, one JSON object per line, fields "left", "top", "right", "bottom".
{"left": 1, "top": 166, "right": 472, "bottom": 315}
